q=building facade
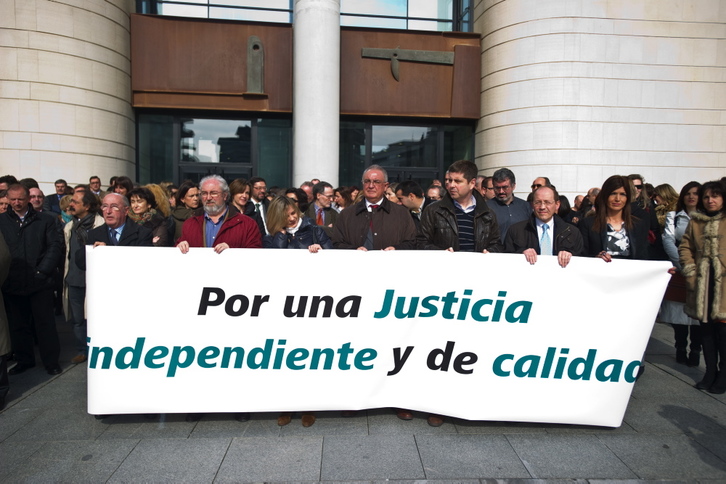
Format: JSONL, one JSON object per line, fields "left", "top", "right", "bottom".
{"left": 1, "top": 0, "right": 724, "bottom": 198}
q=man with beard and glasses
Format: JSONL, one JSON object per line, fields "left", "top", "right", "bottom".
{"left": 176, "top": 174, "right": 261, "bottom": 423}
{"left": 64, "top": 190, "right": 104, "bottom": 364}
{"left": 177, "top": 174, "right": 261, "bottom": 254}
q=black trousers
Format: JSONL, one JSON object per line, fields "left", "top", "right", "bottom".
{"left": 3, "top": 289, "right": 60, "bottom": 368}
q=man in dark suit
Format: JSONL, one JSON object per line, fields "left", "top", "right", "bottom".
{"left": 77, "top": 193, "right": 153, "bottom": 271}
{"left": 42, "top": 179, "right": 68, "bottom": 214}
{"left": 304, "top": 181, "right": 338, "bottom": 237}
{"left": 0, "top": 184, "right": 64, "bottom": 376}
{"left": 244, "top": 176, "right": 269, "bottom": 236}
{"left": 394, "top": 180, "right": 433, "bottom": 234}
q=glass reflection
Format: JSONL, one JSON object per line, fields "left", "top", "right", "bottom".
{"left": 372, "top": 126, "right": 437, "bottom": 168}
{"left": 181, "top": 119, "right": 252, "bottom": 164}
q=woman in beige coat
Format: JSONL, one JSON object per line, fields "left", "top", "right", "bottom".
{"left": 679, "top": 180, "right": 726, "bottom": 393}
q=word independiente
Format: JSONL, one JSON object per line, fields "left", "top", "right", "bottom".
{"left": 87, "top": 337, "right": 377, "bottom": 377}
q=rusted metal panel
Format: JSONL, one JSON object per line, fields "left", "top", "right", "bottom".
{"left": 341, "top": 28, "right": 480, "bottom": 119}
{"left": 131, "top": 14, "right": 292, "bottom": 112}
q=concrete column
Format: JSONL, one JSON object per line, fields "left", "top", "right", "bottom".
{"left": 0, "top": 0, "right": 135, "bottom": 194}
{"left": 292, "top": 0, "right": 340, "bottom": 187}
{"left": 474, "top": 0, "right": 726, "bottom": 201}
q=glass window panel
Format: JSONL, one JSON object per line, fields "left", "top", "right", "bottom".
{"left": 340, "top": 0, "right": 406, "bottom": 17}
{"left": 181, "top": 119, "right": 252, "bottom": 164}
{"left": 372, "top": 126, "right": 437, "bottom": 169}
{"left": 257, "top": 118, "right": 292, "bottom": 187}
{"left": 158, "top": 4, "right": 208, "bottom": 17}
{"left": 443, "top": 125, "right": 473, "bottom": 165}
{"left": 161, "top": 0, "right": 206, "bottom": 4}
{"left": 408, "top": 19, "right": 452, "bottom": 31}
{"left": 138, "top": 114, "right": 175, "bottom": 184}
{"left": 340, "top": 15, "right": 406, "bottom": 29}
{"left": 210, "top": 6, "right": 291, "bottom": 22}
{"left": 409, "top": 0, "right": 451, "bottom": 20}
{"left": 339, "top": 121, "right": 367, "bottom": 186}
{"left": 214, "top": 0, "right": 290, "bottom": 7}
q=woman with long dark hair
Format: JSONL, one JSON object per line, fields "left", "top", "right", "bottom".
{"left": 172, "top": 181, "right": 200, "bottom": 241}
{"left": 579, "top": 175, "right": 650, "bottom": 261}
{"left": 680, "top": 181, "right": 726, "bottom": 393}
{"left": 662, "top": 182, "right": 701, "bottom": 366}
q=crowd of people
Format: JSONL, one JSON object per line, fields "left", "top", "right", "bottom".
{"left": 0, "top": 165, "right": 724, "bottom": 427}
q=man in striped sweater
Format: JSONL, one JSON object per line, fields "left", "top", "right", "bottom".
{"left": 418, "top": 160, "right": 502, "bottom": 254}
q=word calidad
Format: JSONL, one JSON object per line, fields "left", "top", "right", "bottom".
{"left": 374, "top": 289, "right": 532, "bottom": 322}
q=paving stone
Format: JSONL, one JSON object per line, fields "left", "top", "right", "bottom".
{"left": 188, "top": 413, "right": 254, "bottom": 439}
{"left": 4, "top": 405, "right": 107, "bottom": 442}
{"left": 597, "top": 433, "right": 726, "bottom": 479}
{"left": 96, "top": 413, "right": 195, "bottom": 439}
{"left": 3, "top": 439, "right": 137, "bottom": 483}
{"left": 216, "top": 436, "right": 322, "bottom": 482}
{"left": 623, "top": 399, "right": 724, "bottom": 435}
{"left": 368, "top": 408, "right": 458, "bottom": 435}
{"left": 0, "top": 440, "right": 44, "bottom": 481}
{"left": 454, "top": 418, "right": 548, "bottom": 434}
{"left": 321, "top": 434, "right": 424, "bottom": 480}
{"left": 417, "top": 433, "right": 531, "bottom": 479}
{"left": 11, "top": 378, "right": 87, "bottom": 409}
{"left": 0, "top": 407, "right": 43, "bottom": 442}
{"left": 277, "top": 411, "right": 369, "bottom": 436}
{"left": 506, "top": 433, "right": 637, "bottom": 479}
{"left": 108, "top": 438, "right": 229, "bottom": 483}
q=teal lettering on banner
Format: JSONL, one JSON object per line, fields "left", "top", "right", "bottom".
{"left": 87, "top": 337, "right": 377, "bottom": 377}
{"left": 373, "top": 289, "right": 532, "bottom": 322}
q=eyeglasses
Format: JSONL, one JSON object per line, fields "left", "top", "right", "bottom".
{"left": 100, "top": 204, "right": 123, "bottom": 211}
{"left": 493, "top": 185, "right": 511, "bottom": 192}
{"left": 633, "top": 184, "right": 643, "bottom": 190}
{"left": 362, "top": 179, "right": 385, "bottom": 186}
{"left": 201, "top": 191, "right": 223, "bottom": 198}
{"left": 531, "top": 184, "right": 543, "bottom": 190}
{"left": 533, "top": 200, "right": 555, "bottom": 207}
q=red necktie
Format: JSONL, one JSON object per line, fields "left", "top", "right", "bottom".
{"left": 316, "top": 207, "right": 323, "bottom": 225}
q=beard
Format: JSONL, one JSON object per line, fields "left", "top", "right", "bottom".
{"left": 203, "top": 199, "right": 226, "bottom": 216}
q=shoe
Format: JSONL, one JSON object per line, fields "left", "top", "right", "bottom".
{"left": 277, "top": 413, "right": 292, "bottom": 426}
{"left": 340, "top": 410, "right": 358, "bottom": 417}
{"left": 0, "top": 395, "right": 5, "bottom": 411}
{"left": 234, "top": 412, "right": 251, "bottom": 422}
{"left": 185, "top": 413, "right": 203, "bottom": 422}
{"left": 71, "top": 354, "right": 87, "bottom": 364}
{"left": 94, "top": 414, "right": 109, "bottom": 420}
{"left": 688, "top": 352, "right": 700, "bottom": 367}
{"left": 427, "top": 414, "right": 444, "bottom": 427}
{"left": 396, "top": 409, "right": 413, "bottom": 420}
{"left": 46, "top": 365, "right": 62, "bottom": 376}
{"left": 676, "top": 350, "right": 688, "bottom": 365}
{"left": 9, "top": 364, "right": 35, "bottom": 375}
{"left": 301, "top": 413, "right": 316, "bottom": 427}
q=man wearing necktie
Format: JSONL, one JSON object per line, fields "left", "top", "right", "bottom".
{"left": 304, "top": 181, "right": 338, "bottom": 237}
{"left": 83, "top": 193, "right": 154, "bottom": 259}
{"left": 332, "top": 165, "right": 416, "bottom": 251}
{"left": 504, "top": 185, "right": 583, "bottom": 267}
{"left": 244, "top": 176, "right": 270, "bottom": 237}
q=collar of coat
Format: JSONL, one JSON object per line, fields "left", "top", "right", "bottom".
{"left": 355, "top": 198, "right": 392, "bottom": 215}
{"left": 690, "top": 211, "right": 726, "bottom": 223}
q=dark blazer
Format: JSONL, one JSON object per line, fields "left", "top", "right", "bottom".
{"left": 304, "top": 203, "right": 339, "bottom": 237}
{"left": 77, "top": 220, "right": 153, "bottom": 270}
{"left": 504, "top": 214, "right": 583, "bottom": 256}
{"left": 42, "top": 193, "right": 62, "bottom": 214}
{"left": 579, "top": 214, "right": 650, "bottom": 260}
{"left": 244, "top": 198, "right": 270, "bottom": 236}
{"left": 333, "top": 198, "right": 417, "bottom": 250}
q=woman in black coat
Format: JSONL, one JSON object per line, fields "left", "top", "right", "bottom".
{"left": 263, "top": 196, "right": 332, "bottom": 252}
{"left": 580, "top": 175, "right": 650, "bottom": 261}
{"left": 262, "top": 196, "right": 331, "bottom": 428}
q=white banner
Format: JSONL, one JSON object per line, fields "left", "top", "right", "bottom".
{"left": 86, "top": 247, "right": 671, "bottom": 427}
